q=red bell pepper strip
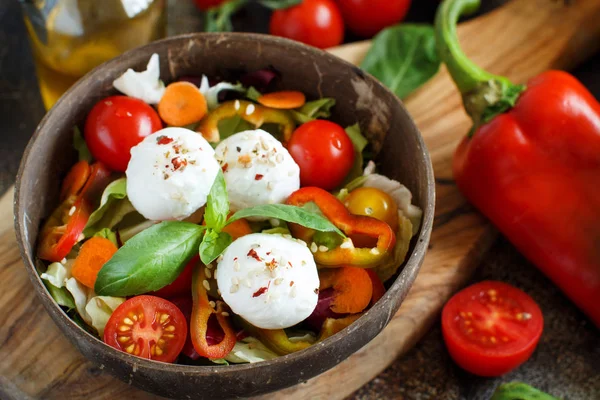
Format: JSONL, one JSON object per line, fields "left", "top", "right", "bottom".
{"left": 366, "top": 269, "right": 386, "bottom": 307}
{"left": 436, "top": 0, "right": 600, "bottom": 327}
{"left": 38, "top": 161, "right": 111, "bottom": 262}
{"left": 286, "top": 187, "right": 396, "bottom": 267}
{"left": 190, "top": 264, "right": 236, "bottom": 359}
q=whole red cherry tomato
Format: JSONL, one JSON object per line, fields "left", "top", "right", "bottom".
{"left": 269, "top": 0, "right": 344, "bottom": 49}
{"left": 84, "top": 96, "right": 162, "bottom": 172}
{"left": 104, "top": 295, "right": 188, "bottom": 363}
{"left": 336, "top": 0, "right": 411, "bottom": 38}
{"left": 193, "top": 0, "right": 227, "bottom": 10}
{"left": 287, "top": 120, "right": 355, "bottom": 190}
{"left": 442, "top": 281, "right": 543, "bottom": 377}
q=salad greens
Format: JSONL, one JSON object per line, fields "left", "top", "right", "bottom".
{"left": 343, "top": 123, "right": 369, "bottom": 184}
{"left": 73, "top": 127, "right": 92, "bottom": 163}
{"left": 95, "top": 222, "right": 205, "bottom": 296}
{"left": 95, "top": 168, "right": 345, "bottom": 296}
{"left": 83, "top": 178, "right": 135, "bottom": 237}
{"left": 361, "top": 24, "right": 441, "bottom": 99}
{"left": 290, "top": 98, "right": 336, "bottom": 124}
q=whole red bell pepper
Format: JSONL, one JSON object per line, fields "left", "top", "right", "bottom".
{"left": 436, "top": 0, "right": 600, "bottom": 327}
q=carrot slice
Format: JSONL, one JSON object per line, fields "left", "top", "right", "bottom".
{"left": 319, "top": 266, "right": 373, "bottom": 314}
{"left": 71, "top": 237, "right": 118, "bottom": 289}
{"left": 257, "top": 91, "right": 306, "bottom": 109}
{"left": 60, "top": 160, "right": 91, "bottom": 202}
{"left": 222, "top": 218, "right": 253, "bottom": 241}
{"left": 158, "top": 81, "right": 208, "bottom": 126}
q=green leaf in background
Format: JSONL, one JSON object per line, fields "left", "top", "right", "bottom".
{"left": 204, "top": 0, "right": 247, "bottom": 32}
{"left": 290, "top": 98, "right": 336, "bottom": 124}
{"left": 204, "top": 170, "right": 229, "bottom": 232}
{"left": 73, "top": 127, "right": 92, "bottom": 163}
{"left": 258, "top": 0, "right": 302, "bottom": 10}
{"left": 343, "top": 123, "right": 369, "bottom": 185}
{"left": 83, "top": 178, "right": 135, "bottom": 237}
{"left": 490, "top": 382, "right": 560, "bottom": 400}
{"left": 361, "top": 24, "right": 441, "bottom": 99}
{"left": 227, "top": 204, "right": 344, "bottom": 237}
{"left": 199, "top": 229, "right": 233, "bottom": 265}
{"left": 95, "top": 222, "right": 205, "bottom": 296}
{"left": 93, "top": 228, "right": 118, "bottom": 247}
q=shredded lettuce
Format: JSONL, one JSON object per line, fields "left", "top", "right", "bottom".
{"left": 65, "top": 277, "right": 92, "bottom": 323}
{"left": 373, "top": 213, "right": 413, "bottom": 282}
{"left": 223, "top": 337, "right": 279, "bottom": 364}
{"left": 85, "top": 296, "right": 125, "bottom": 337}
{"left": 113, "top": 53, "right": 165, "bottom": 104}
{"left": 199, "top": 75, "right": 247, "bottom": 111}
{"left": 362, "top": 173, "right": 423, "bottom": 235}
{"left": 84, "top": 178, "right": 136, "bottom": 237}
{"left": 40, "top": 261, "right": 69, "bottom": 288}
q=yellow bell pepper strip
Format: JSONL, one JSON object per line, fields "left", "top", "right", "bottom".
{"left": 318, "top": 314, "right": 363, "bottom": 341}
{"left": 190, "top": 264, "right": 236, "bottom": 359}
{"left": 196, "top": 100, "right": 296, "bottom": 143}
{"left": 286, "top": 187, "right": 396, "bottom": 267}
{"left": 238, "top": 319, "right": 312, "bottom": 356}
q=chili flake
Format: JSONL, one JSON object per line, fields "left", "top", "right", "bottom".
{"left": 255, "top": 174, "right": 264, "bottom": 181}
{"left": 157, "top": 135, "right": 173, "bottom": 145}
{"left": 247, "top": 248, "right": 262, "bottom": 262}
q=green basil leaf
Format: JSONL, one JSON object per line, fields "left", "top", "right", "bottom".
{"left": 204, "top": 0, "right": 247, "bottom": 32}
{"left": 258, "top": 0, "right": 302, "bottom": 10}
{"left": 205, "top": 170, "right": 229, "bottom": 231}
{"left": 227, "top": 204, "right": 344, "bottom": 237}
{"left": 245, "top": 86, "right": 262, "bottom": 102}
{"left": 491, "top": 382, "right": 559, "bottom": 400}
{"left": 95, "top": 222, "right": 205, "bottom": 296}
{"left": 83, "top": 178, "right": 135, "bottom": 237}
{"left": 342, "top": 123, "right": 369, "bottom": 185}
{"left": 361, "top": 24, "right": 441, "bottom": 99}
{"left": 73, "top": 127, "right": 92, "bottom": 163}
{"left": 199, "top": 229, "right": 233, "bottom": 265}
{"left": 290, "top": 98, "right": 336, "bottom": 124}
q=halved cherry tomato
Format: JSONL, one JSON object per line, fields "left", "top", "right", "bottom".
{"left": 335, "top": 0, "right": 411, "bottom": 38}
{"left": 287, "top": 120, "right": 355, "bottom": 190}
{"left": 442, "top": 281, "right": 543, "bottom": 377}
{"left": 269, "top": 0, "right": 345, "bottom": 49}
{"left": 104, "top": 295, "right": 188, "bottom": 363}
{"left": 344, "top": 187, "right": 399, "bottom": 247}
{"left": 84, "top": 96, "right": 162, "bottom": 172}
{"left": 151, "top": 256, "right": 197, "bottom": 299}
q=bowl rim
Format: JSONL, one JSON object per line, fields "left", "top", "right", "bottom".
{"left": 14, "top": 32, "right": 435, "bottom": 376}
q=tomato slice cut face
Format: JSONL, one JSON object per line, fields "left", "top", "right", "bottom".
{"left": 442, "top": 281, "right": 543, "bottom": 377}
{"left": 104, "top": 295, "right": 188, "bottom": 363}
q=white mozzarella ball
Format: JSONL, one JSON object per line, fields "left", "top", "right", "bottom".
{"left": 216, "top": 233, "right": 319, "bottom": 329}
{"left": 214, "top": 129, "right": 300, "bottom": 216}
{"left": 126, "top": 127, "right": 219, "bottom": 221}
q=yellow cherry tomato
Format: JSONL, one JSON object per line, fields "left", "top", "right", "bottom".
{"left": 344, "top": 187, "right": 399, "bottom": 231}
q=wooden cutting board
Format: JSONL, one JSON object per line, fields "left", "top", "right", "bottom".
{"left": 1, "top": 0, "right": 600, "bottom": 398}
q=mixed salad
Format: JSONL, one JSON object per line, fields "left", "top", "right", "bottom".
{"left": 37, "top": 54, "right": 422, "bottom": 365}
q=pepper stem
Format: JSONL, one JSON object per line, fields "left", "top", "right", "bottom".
{"left": 435, "top": 0, "right": 526, "bottom": 134}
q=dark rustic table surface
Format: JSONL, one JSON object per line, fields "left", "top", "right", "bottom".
{"left": 1, "top": 1, "right": 598, "bottom": 399}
